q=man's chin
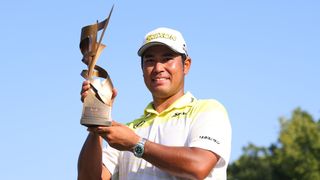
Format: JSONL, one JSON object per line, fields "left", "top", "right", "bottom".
{"left": 151, "top": 88, "right": 171, "bottom": 97}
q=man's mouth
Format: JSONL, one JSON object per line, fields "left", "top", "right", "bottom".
{"left": 152, "top": 77, "right": 169, "bottom": 82}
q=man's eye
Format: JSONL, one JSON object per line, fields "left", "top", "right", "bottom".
{"left": 144, "top": 58, "right": 154, "bottom": 64}
{"left": 162, "top": 56, "right": 173, "bottom": 61}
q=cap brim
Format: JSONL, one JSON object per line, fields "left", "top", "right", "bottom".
{"left": 137, "top": 42, "right": 186, "bottom": 57}
{"left": 138, "top": 42, "right": 168, "bottom": 56}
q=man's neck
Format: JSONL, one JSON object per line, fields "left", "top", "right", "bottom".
{"left": 152, "top": 90, "right": 184, "bottom": 113}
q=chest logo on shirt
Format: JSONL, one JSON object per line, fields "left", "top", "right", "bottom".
{"left": 171, "top": 112, "right": 187, "bottom": 118}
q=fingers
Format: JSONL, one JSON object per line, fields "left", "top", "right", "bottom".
{"left": 87, "top": 126, "right": 109, "bottom": 134}
{"left": 111, "top": 88, "right": 118, "bottom": 105}
{"left": 82, "top": 81, "right": 91, "bottom": 92}
{"left": 80, "top": 81, "right": 91, "bottom": 102}
{"left": 112, "top": 88, "right": 118, "bottom": 99}
{"left": 87, "top": 121, "right": 121, "bottom": 133}
{"left": 111, "top": 121, "right": 122, "bottom": 126}
{"left": 81, "top": 82, "right": 118, "bottom": 103}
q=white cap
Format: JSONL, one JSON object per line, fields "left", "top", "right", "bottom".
{"left": 137, "top": 27, "right": 188, "bottom": 56}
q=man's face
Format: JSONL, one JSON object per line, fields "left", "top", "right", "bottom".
{"left": 142, "top": 45, "right": 191, "bottom": 99}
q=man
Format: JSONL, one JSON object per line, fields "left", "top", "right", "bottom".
{"left": 78, "top": 27, "right": 232, "bottom": 180}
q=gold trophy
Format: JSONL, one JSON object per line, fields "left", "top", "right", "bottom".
{"left": 79, "top": 5, "right": 114, "bottom": 127}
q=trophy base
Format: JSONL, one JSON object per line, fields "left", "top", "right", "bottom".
{"left": 81, "top": 116, "right": 112, "bottom": 127}
{"left": 80, "top": 90, "right": 112, "bottom": 127}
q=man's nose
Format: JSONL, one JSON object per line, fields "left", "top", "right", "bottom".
{"left": 153, "top": 60, "right": 165, "bottom": 72}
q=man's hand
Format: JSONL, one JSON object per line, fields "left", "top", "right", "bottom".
{"left": 80, "top": 81, "right": 91, "bottom": 102}
{"left": 88, "top": 121, "right": 140, "bottom": 151}
{"left": 80, "top": 80, "right": 118, "bottom": 104}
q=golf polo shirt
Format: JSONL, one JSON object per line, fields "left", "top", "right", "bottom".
{"left": 102, "top": 92, "right": 232, "bottom": 180}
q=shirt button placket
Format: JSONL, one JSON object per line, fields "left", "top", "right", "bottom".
{"left": 148, "top": 116, "right": 159, "bottom": 142}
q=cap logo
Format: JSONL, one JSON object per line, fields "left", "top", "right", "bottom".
{"left": 146, "top": 32, "right": 177, "bottom": 43}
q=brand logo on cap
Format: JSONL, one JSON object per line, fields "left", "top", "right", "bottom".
{"left": 145, "top": 33, "right": 177, "bottom": 43}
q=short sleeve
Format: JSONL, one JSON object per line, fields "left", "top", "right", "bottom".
{"left": 102, "top": 145, "right": 121, "bottom": 176}
{"left": 188, "top": 100, "right": 232, "bottom": 167}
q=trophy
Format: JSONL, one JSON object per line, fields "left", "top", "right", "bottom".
{"left": 79, "top": 5, "right": 114, "bottom": 127}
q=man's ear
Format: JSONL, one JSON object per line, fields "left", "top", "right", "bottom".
{"left": 184, "top": 57, "right": 192, "bottom": 75}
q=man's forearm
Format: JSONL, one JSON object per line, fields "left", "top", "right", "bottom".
{"left": 142, "top": 140, "right": 219, "bottom": 180}
{"left": 78, "top": 133, "right": 105, "bottom": 180}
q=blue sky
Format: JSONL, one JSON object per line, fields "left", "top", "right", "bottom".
{"left": 1, "top": 0, "right": 319, "bottom": 179}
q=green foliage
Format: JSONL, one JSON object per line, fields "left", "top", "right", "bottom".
{"left": 227, "top": 144, "right": 273, "bottom": 180}
{"left": 228, "top": 108, "right": 320, "bottom": 180}
{"left": 272, "top": 108, "right": 320, "bottom": 180}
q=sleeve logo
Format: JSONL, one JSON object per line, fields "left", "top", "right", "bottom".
{"left": 199, "top": 136, "right": 220, "bottom": 144}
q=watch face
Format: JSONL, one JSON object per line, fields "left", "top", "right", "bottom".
{"left": 136, "top": 146, "right": 143, "bottom": 154}
{"left": 134, "top": 145, "right": 144, "bottom": 157}
{"left": 133, "top": 138, "right": 146, "bottom": 158}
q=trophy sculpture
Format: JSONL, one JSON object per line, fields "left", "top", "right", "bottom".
{"left": 79, "top": 5, "right": 114, "bottom": 127}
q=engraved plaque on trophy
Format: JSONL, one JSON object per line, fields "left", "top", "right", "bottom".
{"left": 79, "top": 6, "right": 114, "bottom": 127}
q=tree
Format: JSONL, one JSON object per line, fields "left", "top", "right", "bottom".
{"left": 272, "top": 108, "right": 320, "bottom": 180}
{"left": 227, "top": 144, "right": 272, "bottom": 180}
{"left": 228, "top": 108, "right": 320, "bottom": 180}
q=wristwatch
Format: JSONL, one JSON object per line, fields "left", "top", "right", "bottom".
{"left": 133, "top": 138, "right": 147, "bottom": 158}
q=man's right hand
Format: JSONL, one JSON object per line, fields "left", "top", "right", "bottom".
{"left": 80, "top": 80, "right": 118, "bottom": 104}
